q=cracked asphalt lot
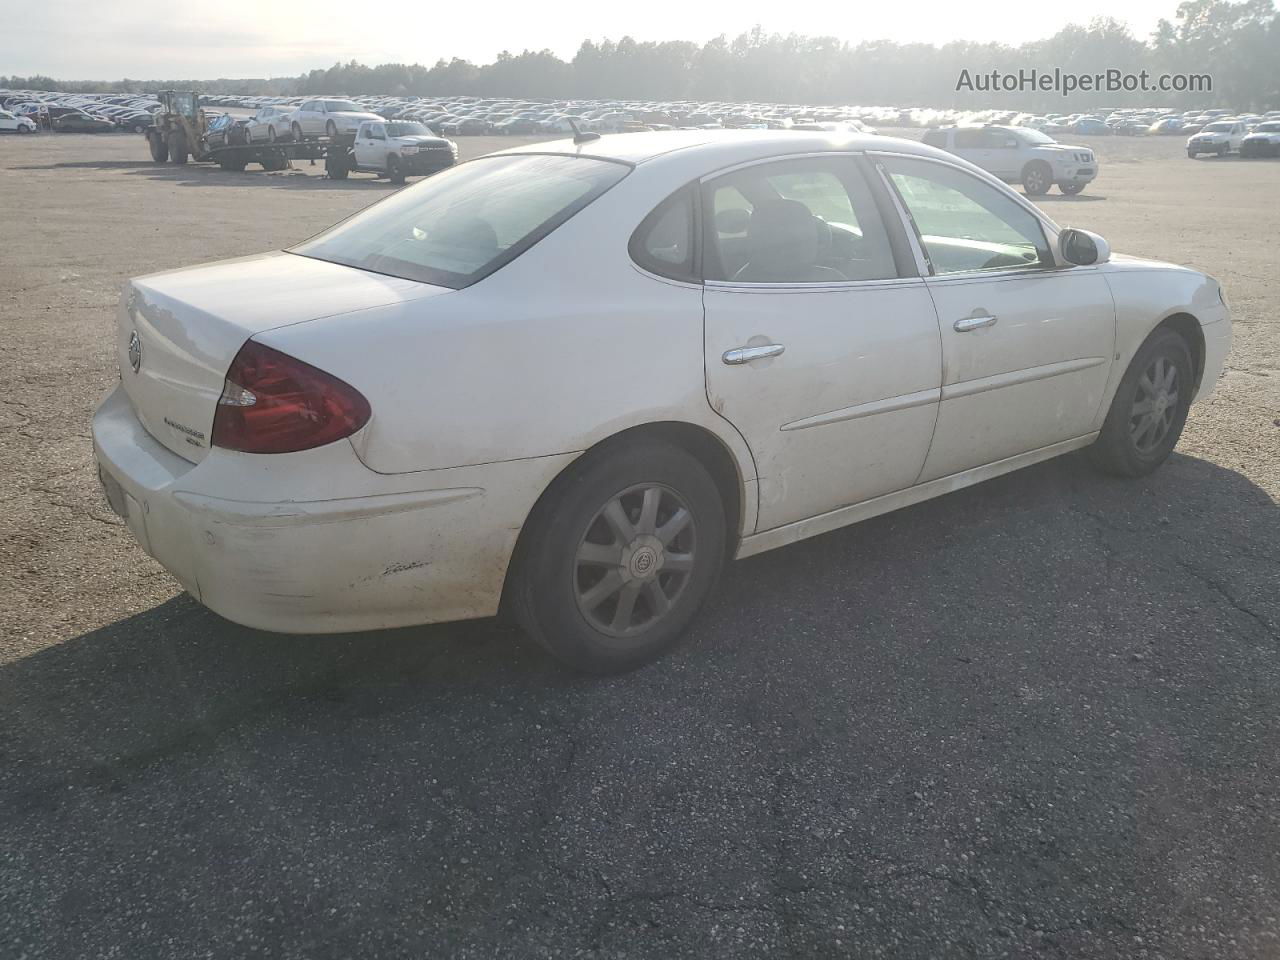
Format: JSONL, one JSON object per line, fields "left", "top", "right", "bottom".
{"left": 2, "top": 132, "right": 1278, "bottom": 958}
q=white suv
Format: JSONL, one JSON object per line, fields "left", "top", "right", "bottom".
{"left": 1186, "top": 120, "right": 1247, "bottom": 158}
{"left": 922, "top": 125, "right": 1098, "bottom": 196}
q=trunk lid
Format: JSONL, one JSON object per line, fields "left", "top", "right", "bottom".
{"left": 116, "top": 251, "right": 444, "bottom": 462}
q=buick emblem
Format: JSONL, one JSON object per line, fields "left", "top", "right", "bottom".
{"left": 127, "top": 330, "right": 142, "bottom": 373}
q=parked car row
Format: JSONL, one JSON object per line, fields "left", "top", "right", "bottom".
{"left": 0, "top": 90, "right": 161, "bottom": 133}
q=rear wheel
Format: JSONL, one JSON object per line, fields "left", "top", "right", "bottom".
{"left": 267, "top": 125, "right": 277, "bottom": 143}
{"left": 148, "top": 132, "right": 168, "bottom": 163}
{"left": 1089, "top": 328, "right": 1194, "bottom": 477}
{"left": 325, "top": 150, "right": 350, "bottom": 180}
{"left": 218, "top": 154, "right": 247, "bottom": 172}
{"left": 259, "top": 156, "right": 289, "bottom": 172}
{"left": 512, "top": 442, "right": 726, "bottom": 674}
{"left": 291, "top": 122, "right": 304, "bottom": 142}
{"left": 1059, "top": 182, "right": 1085, "bottom": 195}
{"left": 1021, "top": 161, "right": 1052, "bottom": 196}
{"left": 167, "top": 130, "right": 188, "bottom": 164}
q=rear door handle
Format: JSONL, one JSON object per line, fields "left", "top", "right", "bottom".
{"left": 954, "top": 315, "right": 998, "bottom": 332}
{"left": 723, "top": 344, "right": 786, "bottom": 365}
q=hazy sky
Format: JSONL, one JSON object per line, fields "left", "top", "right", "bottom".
{"left": 2, "top": 0, "right": 1180, "bottom": 79}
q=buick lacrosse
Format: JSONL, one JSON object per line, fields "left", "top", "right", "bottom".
{"left": 93, "top": 131, "right": 1231, "bottom": 672}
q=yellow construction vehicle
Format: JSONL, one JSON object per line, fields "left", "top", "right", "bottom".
{"left": 145, "top": 90, "right": 208, "bottom": 164}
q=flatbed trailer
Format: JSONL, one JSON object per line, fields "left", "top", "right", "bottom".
{"left": 162, "top": 132, "right": 360, "bottom": 178}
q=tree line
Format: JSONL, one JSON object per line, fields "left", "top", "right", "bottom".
{"left": 4, "top": 0, "right": 1276, "bottom": 110}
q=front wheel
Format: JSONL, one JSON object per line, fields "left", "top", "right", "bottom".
{"left": 1059, "top": 182, "right": 1085, "bottom": 195}
{"left": 512, "top": 442, "right": 726, "bottom": 673}
{"left": 167, "top": 130, "right": 188, "bottom": 164}
{"left": 1089, "top": 328, "right": 1194, "bottom": 477}
{"left": 387, "top": 155, "right": 406, "bottom": 184}
{"left": 1187, "top": 149, "right": 1198, "bottom": 159}
{"left": 325, "top": 120, "right": 337, "bottom": 139}
{"left": 291, "top": 122, "right": 304, "bottom": 142}
{"left": 148, "top": 132, "right": 168, "bottom": 163}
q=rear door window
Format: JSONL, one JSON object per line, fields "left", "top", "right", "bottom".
{"left": 702, "top": 157, "right": 897, "bottom": 283}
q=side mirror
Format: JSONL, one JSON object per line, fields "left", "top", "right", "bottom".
{"left": 1059, "top": 228, "right": 1110, "bottom": 266}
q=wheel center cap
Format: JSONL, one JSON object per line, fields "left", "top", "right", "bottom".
{"left": 1154, "top": 393, "right": 1169, "bottom": 415}
{"left": 622, "top": 536, "right": 664, "bottom": 582}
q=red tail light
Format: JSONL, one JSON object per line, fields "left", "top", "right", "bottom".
{"left": 211, "top": 340, "right": 370, "bottom": 454}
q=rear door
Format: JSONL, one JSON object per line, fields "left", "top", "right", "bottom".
{"left": 877, "top": 153, "right": 1115, "bottom": 481}
{"left": 701, "top": 155, "right": 943, "bottom": 531}
{"left": 950, "top": 128, "right": 997, "bottom": 172}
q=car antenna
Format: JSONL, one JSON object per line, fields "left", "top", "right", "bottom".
{"left": 568, "top": 118, "right": 600, "bottom": 145}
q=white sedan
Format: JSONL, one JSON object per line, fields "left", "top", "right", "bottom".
{"left": 93, "top": 131, "right": 1231, "bottom": 673}
{"left": 289, "top": 98, "right": 383, "bottom": 140}
{"left": 0, "top": 109, "right": 37, "bottom": 133}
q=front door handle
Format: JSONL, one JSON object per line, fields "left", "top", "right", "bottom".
{"left": 723, "top": 343, "right": 786, "bottom": 365}
{"left": 954, "top": 314, "right": 998, "bottom": 332}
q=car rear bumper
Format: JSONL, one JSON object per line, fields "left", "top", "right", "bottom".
{"left": 92, "top": 384, "right": 575, "bottom": 634}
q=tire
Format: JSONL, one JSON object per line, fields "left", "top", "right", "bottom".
{"left": 1021, "top": 161, "right": 1052, "bottom": 196}
{"left": 292, "top": 122, "right": 304, "bottom": 142}
{"left": 1187, "top": 149, "right": 1198, "bottom": 159}
{"left": 218, "top": 155, "right": 246, "bottom": 172}
{"left": 1059, "top": 182, "right": 1085, "bottom": 195}
{"left": 325, "top": 120, "right": 337, "bottom": 139}
{"left": 260, "top": 156, "right": 289, "bottom": 172}
{"left": 148, "top": 132, "right": 168, "bottom": 163}
{"left": 1089, "top": 327, "right": 1194, "bottom": 478}
{"left": 1218, "top": 143, "right": 1228, "bottom": 157}
{"left": 267, "top": 125, "right": 277, "bottom": 143}
{"left": 167, "top": 130, "right": 188, "bottom": 164}
{"left": 18, "top": 124, "right": 32, "bottom": 135}
{"left": 512, "top": 441, "right": 727, "bottom": 674}
{"left": 387, "top": 155, "right": 406, "bottom": 184}
{"left": 325, "top": 151, "right": 350, "bottom": 179}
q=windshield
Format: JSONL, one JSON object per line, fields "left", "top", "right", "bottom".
{"left": 1203, "top": 122, "right": 1233, "bottom": 132}
{"left": 1014, "top": 128, "right": 1056, "bottom": 144}
{"left": 386, "top": 122, "right": 430, "bottom": 137}
{"left": 292, "top": 154, "right": 628, "bottom": 289}
{"left": 325, "top": 100, "right": 363, "bottom": 112}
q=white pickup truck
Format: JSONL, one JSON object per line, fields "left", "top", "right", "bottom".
{"left": 334, "top": 120, "right": 458, "bottom": 183}
{"left": 921, "top": 124, "right": 1098, "bottom": 196}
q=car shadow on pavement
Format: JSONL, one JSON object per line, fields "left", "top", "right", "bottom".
{"left": 13, "top": 159, "right": 401, "bottom": 190}
{"left": 2, "top": 451, "right": 1278, "bottom": 957}
{"left": 1033, "top": 193, "right": 1108, "bottom": 202}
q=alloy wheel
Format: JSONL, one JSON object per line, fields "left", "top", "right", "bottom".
{"left": 1130, "top": 355, "right": 1180, "bottom": 454}
{"left": 573, "top": 484, "right": 697, "bottom": 639}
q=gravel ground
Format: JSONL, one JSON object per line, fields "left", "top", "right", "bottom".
{"left": 1, "top": 129, "right": 1277, "bottom": 959}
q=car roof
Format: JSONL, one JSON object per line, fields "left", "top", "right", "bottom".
{"left": 492, "top": 129, "right": 948, "bottom": 171}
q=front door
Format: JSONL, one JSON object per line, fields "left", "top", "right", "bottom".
{"left": 701, "top": 155, "right": 942, "bottom": 531}
{"left": 878, "top": 153, "right": 1115, "bottom": 481}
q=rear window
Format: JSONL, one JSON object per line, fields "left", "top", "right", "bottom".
{"left": 291, "top": 154, "right": 628, "bottom": 289}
